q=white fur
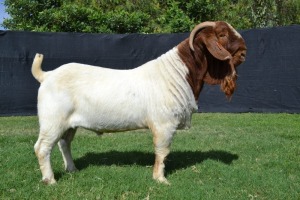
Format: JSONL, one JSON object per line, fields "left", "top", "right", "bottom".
{"left": 33, "top": 47, "right": 197, "bottom": 185}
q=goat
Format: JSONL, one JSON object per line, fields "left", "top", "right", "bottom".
{"left": 32, "top": 21, "right": 247, "bottom": 185}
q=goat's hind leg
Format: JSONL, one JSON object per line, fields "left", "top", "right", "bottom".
{"left": 58, "top": 128, "right": 78, "bottom": 172}
{"left": 34, "top": 128, "right": 63, "bottom": 185}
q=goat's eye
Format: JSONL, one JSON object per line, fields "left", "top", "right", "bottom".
{"left": 219, "top": 33, "right": 226, "bottom": 38}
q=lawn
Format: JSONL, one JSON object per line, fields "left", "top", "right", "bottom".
{"left": 0, "top": 113, "right": 299, "bottom": 199}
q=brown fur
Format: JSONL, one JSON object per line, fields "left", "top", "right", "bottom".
{"left": 178, "top": 21, "right": 246, "bottom": 100}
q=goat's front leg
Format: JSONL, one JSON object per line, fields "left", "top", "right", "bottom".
{"left": 152, "top": 127, "right": 174, "bottom": 185}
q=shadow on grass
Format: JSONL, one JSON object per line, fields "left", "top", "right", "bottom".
{"left": 73, "top": 150, "right": 238, "bottom": 175}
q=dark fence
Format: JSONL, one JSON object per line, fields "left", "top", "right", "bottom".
{"left": 0, "top": 25, "right": 299, "bottom": 116}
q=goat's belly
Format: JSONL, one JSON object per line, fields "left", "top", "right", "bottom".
{"left": 69, "top": 106, "right": 148, "bottom": 132}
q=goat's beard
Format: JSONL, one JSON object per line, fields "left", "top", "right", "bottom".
{"left": 221, "top": 71, "right": 237, "bottom": 99}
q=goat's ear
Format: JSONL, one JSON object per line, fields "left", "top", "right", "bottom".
{"left": 202, "top": 35, "right": 232, "bottom": 61}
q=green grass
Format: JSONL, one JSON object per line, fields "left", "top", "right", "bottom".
{"left": 0, "top": 113, "right": 299, "bottom": 199}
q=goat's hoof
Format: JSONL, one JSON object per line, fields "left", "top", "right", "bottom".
{"left": 42, "top": 178, "right": 56, "bottom": 185}
{"left": 66, "top": 166, "right": 78, "bottom": 173}
{"left": 154, "top": 177, "right": 171, "bottom": 185}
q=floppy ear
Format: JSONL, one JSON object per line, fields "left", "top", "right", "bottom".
{"left": 202, "top": 35, "right": 232, "bottom": 61}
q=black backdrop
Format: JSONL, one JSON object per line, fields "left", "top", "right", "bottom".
{"left": 0, "top": 25, "right": 299, "bottom": 116}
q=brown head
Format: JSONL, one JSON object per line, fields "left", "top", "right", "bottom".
{"left": 178, "top": 21, "right": 247, "bottom": 100}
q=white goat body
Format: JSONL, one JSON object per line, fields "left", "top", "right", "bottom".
{"left": 35, "top": 48, "right": 197, "bottom": 131}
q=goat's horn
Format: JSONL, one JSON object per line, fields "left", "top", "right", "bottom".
{"left": 189, "top": 21, "right": 216, "bottom": 51}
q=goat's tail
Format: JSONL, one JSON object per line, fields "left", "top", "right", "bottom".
{"left": 32, "top": 53, "right": 45, "bottom": 83}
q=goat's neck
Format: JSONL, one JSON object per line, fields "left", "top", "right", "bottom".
{"left": 177, "top": 39, "right": 207, "bottom": 101}
{"left": 155, "top": 48, "right": 197, "bottom": 111}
